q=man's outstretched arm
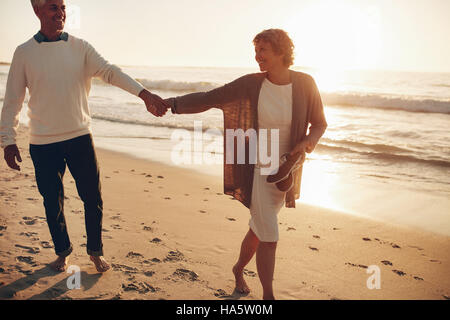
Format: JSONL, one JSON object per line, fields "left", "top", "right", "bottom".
{"left": 84, "top": 40, "right": 169, "bottom": 117}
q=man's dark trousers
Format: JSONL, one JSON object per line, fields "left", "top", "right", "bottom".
{"left": 29, "top": 134, "right": 103, "bottom": 257}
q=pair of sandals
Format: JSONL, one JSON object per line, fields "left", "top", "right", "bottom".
{"left": 266, "top": 151, "right": 305, "bottom": 192}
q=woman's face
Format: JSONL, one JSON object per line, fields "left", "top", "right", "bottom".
{"left": 254, "top": 40, "right": 284, "bottom": 72}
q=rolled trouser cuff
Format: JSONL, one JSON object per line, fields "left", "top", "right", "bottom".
{"left": 56, "top": 243, "right": 73, "bottom": 258}
{"left": 87, "top": 247, "right": 104, "bottom": 257}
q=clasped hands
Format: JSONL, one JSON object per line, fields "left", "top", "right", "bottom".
{"left": 139, "top": 89, "right": 173, "bottom": 117}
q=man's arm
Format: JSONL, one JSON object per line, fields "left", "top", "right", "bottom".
{"left": 84, "top": 41, "right": 168, "bottom": 116}
{"left": 1, "top": 47, "right": 27, "bottom": 170}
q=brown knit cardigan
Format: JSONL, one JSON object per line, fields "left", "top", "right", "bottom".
{"left": 172, "top": 70, "right": 327, "bottom": 209}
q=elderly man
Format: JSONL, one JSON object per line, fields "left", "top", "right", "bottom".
{"left": 0, "top": 0, "right": 168, "bottom": 272}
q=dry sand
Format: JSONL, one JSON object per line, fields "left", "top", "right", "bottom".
{"left": 0, "top": 127, "right": 449, "bottom": 300}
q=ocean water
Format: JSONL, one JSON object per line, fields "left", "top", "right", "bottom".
{"left": 1, "top": 65, "right": 449, "bottom": 234}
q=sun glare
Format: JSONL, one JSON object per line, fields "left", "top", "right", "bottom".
{"left": 284, "top": 1, "right": 381, "bottom": 71}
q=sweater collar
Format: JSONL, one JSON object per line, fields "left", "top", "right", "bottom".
{"left": 34, "top": 31, "right": 69, "bottom": 43}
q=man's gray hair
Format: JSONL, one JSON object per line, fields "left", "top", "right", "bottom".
{"left": 30, "top": 0, "right": 47, "bottom": 7}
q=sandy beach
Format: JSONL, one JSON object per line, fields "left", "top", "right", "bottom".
{"left": 0, "top": 126, "right": 449, "bottom": 300}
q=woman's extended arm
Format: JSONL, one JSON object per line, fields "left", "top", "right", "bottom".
{"left": 167, "top": 74, "right": 250, "bottom": 115}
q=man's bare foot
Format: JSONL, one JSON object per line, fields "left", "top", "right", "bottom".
{"left": 232, "top": 265, "right": 250, "bottom": 294}
{"left": 49, "top": 256, "right": 69, "bottom": 272}
{"left": 90, "top": 256, "right": 110, "bottom": 273}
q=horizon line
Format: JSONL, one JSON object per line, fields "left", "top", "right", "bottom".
{"left": 0, "top": 61, "right": 449, "bottom": 74}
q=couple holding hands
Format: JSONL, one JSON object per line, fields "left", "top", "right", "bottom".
{"left": 0, "top": 0, "right": 327, "bottom": 300}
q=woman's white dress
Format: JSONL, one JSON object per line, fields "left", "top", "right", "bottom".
{"left": 249, "top": 78, "right": 293, "bottom": 242}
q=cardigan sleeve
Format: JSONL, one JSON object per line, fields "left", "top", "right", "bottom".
{"left": 172, "top": 75, "right": 249, "bottom": 114}
{"left": 305, "top": 76, "right": 327, "bottom": 148}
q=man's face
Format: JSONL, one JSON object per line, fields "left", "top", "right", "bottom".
{"left": 34, "top": 0, "right": 66, "bottom": 31}
{"left": 254, "top": 40, "right": 284, "bottom": 72}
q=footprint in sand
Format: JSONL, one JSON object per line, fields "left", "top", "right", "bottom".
{"left": 40, "top": 241, "right": 53, "bottom": 249}
{"left": 226, "top": 217, "right": 236, "bottom": 221}
{"left": 345, "top": 262, "right": 368, "bottom": 269}
{"left": 309, "top": 246, "right": 319, "bottom": 252}
{"left": 15, "top": 244, "right": 40, "bottom": 254}
{"left": 373, "top": 238, "right": 401, "bottom": 249}
{"left": 126, "top": 252, "right": 144, "bottom": 259}
{"left": 122, "top": 282, "right": 158, "bottom": 294}
{"left": 199, "top": 210, "right": 207, "bottom": 214}
{"left": 111, "top": 264, "right": 139, "bottom": 274}
{"left": 20, "top": 217, "right": 38, "bottom": 226}
{"left": 0, "top": 225, "right": 6, "bottom": 236}
{"left": 111, "top": 224, "right": 122, "bottom": 230}
{"left": 20, "top": 232, "right": 39, "bottom": 241}
{"left": 150, "top": 238, "right": 162, "bottom": 244}
{"left": 429, "top": 259, "right": 441, "bottom": 264}
{"left": 15, "top": 265, "right": 33, "bottom": 275}
{"left": 392, "top": 269, "right": 406, "bottom": 276}
{"left": 144, "top": 271, "right": 155, "bottom": 277}
{"left": 287, "top": 227, "right": 296, "bottom": 231}
{"left": 143, "top": 226, "right": 153, "bottom": 232}
{"left": 16, "top": 256, "right": 38, "bottom": 267}
{"left": 172, "top": 269, "right": 199, "bottom": 281}
{"left": 164, "top": 250, "right": 184, "bottom": 262}
{"left": 144, "top": 258, "right": 161, "bottom": 264}
{"left": 413, "top": 276, "right": 424, "bottom": 281}
{"left": 214, "top": 289, "right": 228, "bottom": 297}
{"left": 381, "top": 260, "right": 393, "bottom": 266}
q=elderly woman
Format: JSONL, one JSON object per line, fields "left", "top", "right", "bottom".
{"left": 166, "top": 29, "right": 327, "bottom": 300}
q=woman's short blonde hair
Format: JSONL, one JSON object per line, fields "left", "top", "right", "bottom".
{"left": 253, "top": 29, "right": 295, "bottom": 67}
{"left": 30, "top": 0, "right": 48, "bottom": 7}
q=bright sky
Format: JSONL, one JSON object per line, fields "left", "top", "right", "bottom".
{"left": 0, "top": 0, "right": 449, "bottom": 72}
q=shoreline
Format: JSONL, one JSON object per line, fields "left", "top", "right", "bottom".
{"left": 0, "top": 127, "right": 449, "bottom": 300}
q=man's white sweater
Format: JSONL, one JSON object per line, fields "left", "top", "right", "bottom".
{"left": 0, "top": 34, "right": 145, "bottom": 147}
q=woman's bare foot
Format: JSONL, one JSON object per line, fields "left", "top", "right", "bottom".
{"left": 90, "top": 256, "right": 110, "bottom": 273}
{"left": 49, "top": 256, "right": 69, "bottom": 272}
{"left": 233, "top": 264, "right": 250, "bottom": 294}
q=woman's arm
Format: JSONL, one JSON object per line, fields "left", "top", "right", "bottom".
{"left": 169, "top": 74, "right": 250, "bottom": 115}
{"left": 286, "top": 77, "right": 327, "bottom": 208}
{"left": 290, "top": 76, "right": 327, "bottom": 155}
